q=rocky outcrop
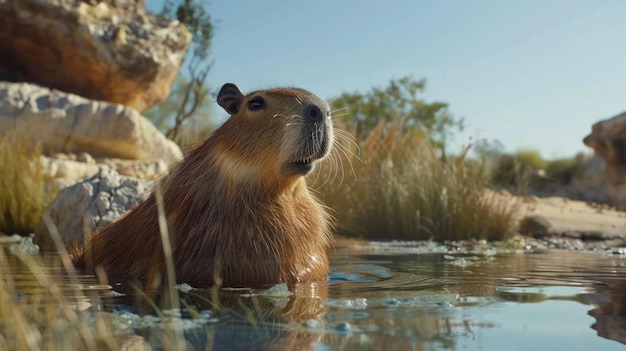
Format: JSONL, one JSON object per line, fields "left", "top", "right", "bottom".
{"left": 0, "top": 82, "right": 183, "bottom": 165}
{"left": 583, "top": 111, "right": 626, "bottom": 206}
{"left": 34, "top": 168, "right": 152, "bottom": 249}
{"left": 583, "top": 111, "right": 626, "bottom": 183}
{"left": 42, "top": 154, "right": 168, "bottom": 181}
{"left": 0, "top": 0, "right": 191, "bottom": 113}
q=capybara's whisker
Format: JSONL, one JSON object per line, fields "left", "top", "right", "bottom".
{"left": 330, "top": 112, "right": 349, "bottom": 119}
{"left": 330, "top": 107, "right": 347, "bottom": 113}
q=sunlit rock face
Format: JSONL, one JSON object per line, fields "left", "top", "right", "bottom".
{"left": 0, "top": 81, "right": 180, "bottom": 202}
{"left": 583, "top": 111, "right": 626, "bottom": 206}
{"left": 0, "top": 82, "right": 182, "bottom": 164}
{"left": 0, "top": 0, "right": 191, "bottom": 113}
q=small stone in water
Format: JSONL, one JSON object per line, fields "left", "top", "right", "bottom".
{"left": 331, "top": 322, "right": 353, "bottom": 335}
{"left": 382, "top": 298, "right": 401, "bottom": 307}
{"left": 175, "top": 283, "right": 194, "bottom": 293}
{"left": 325, "top": 297, "right": 368, "bottom": 309}
{"left": 305, "top": 318, "right": 324, "bottom": 330}
{"left": 9, "top": 237, "right": 40, "bottom": 255}
{"left": 257, "top": 283, "right": 293, "bottom": 297}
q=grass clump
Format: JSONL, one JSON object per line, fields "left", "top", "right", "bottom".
{"left": 0, "top": 136, "right": 48, "bottom": 235}
{"left": 313, "top": 121, "right": 518, "bottom": 241}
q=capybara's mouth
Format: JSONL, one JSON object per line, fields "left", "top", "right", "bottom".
{"left": 291, "top": 159, "right": 315, "bottom": 173}
{"left": 291, "top": 152, "right": 322, "bottom": 173}
{"left": 288, "top": 136, "right": 330, "bottom": 175}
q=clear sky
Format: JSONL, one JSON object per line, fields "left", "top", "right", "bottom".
{"left": 146, "top": 0, "right": 626, "bottom": 159}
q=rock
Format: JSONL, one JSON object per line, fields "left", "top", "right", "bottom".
{"left": 0, "top": 0, "right": 191, "bottom": 112}
{"left": 0, "top": 82, "right": 183, "bottom": 165}
{"left": 583, "top": 111, "right": 626, "bottom": 183}
{"left": 45, "top": 178, "right": 82, "bottom": 200}
{"left": 583, "top": 112, "right": 626, "bottom": 206}
{"left": 518, "top": 215, "right": 552, "bottom": 238}
{"left": 588, "top": 280, "right": 626, "bottom": 345}
{"left": 41, "top": 155, "right": 168, "bottom": 181}
{"left": 95, "top": 157, "right": 169, "bottom": 179}
{"left": 34, "top": 168, "right": 152, "bottom": 249}
{"left": 41, "top": 156, "right": 103, "bottom": 181}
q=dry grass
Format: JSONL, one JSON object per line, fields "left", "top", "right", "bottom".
{"left": 0, "top": 196, "right": 184, "bottom": 351}
{"left": 0, "top": 136, "right": 51, "bottom": 235}
{"left": 0, "top": 243, "right": 132, "bottom": 351}
{"left": 312, "top": 121, "right": 519, "bottom": 241}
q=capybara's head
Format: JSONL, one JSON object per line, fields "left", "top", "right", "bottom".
{"left": 216, "top": 83, "right": 334, "bottom": 183}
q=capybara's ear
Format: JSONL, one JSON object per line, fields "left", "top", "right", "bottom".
{"left": 218, "top": 83, "right": 244, "bottom": 115}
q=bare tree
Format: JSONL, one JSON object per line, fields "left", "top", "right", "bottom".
{"left": 161, "top": 0, "right": 213, "bottom": 142}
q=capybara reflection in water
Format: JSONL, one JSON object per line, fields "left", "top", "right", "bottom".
{"left": 77, "top": 83, "right": 335, "bottom": 287}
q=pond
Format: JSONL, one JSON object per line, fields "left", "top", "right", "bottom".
{"left": 2, "top": 238, "right": 626, "bottom": 350}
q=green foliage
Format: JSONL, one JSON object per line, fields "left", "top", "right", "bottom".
{"left": 312, "top": 121, "right": 518, "bottom": 241}
{"left": 514, "top": 149, "right": 547, "bottom": 170}
{"left": 331, "top": 76, "right": 463, "bottom": 148}
{"left": 478, "top": 143, "right": 586, "bottom": 194}
{"left": 489, "top": 152, "right": 543, "bottom": 194}
{"left": 171, "top": 0, "right": 212, "bottom": 59}
{"left": 0, "top": 136, "right": 46, "bottom": 235}
{"left": 544, "top": 153, "right": 585, "bottom": 185}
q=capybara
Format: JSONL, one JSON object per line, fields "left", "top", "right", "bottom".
{"left": 78, "top": 83, "right": 334, "bottom": 287}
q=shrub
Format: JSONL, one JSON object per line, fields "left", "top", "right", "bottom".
{"left": 488, "top": 149, "right": 549, "bottom": 194}
{"left": 488, "top": 150, "right": 586, "bottom": 193}
{"left": 545, "top": 153, "right": 585, "bottom": 185}
{"left": 312, "top": 121, "right": 518, "bottom": 241}
{"left": 514, "top": 149, "right": 547, "bottom": 170}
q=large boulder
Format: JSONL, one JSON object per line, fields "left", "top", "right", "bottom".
{"left": 0, "top": 0, "right": 191, "bottom": 113}
{"left": 583, "top": 111, "right": 626, "bottom": 206}
{"left": 34, "top": 168, "right": 152, "bottom": 249}
{"left": 0, "top": 82, "right": 183, "bottom": 165}
{"left": 583, "top": 111, "right": 626, "bottom": 183}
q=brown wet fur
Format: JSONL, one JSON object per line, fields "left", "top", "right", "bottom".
{"left": 77, "top": 83, "right": 334, "bottom": 287}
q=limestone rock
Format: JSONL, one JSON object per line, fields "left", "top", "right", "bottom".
{"left": 34, "top": 168, "right": 152, "bottom": 249}
{"left": 0, "top": 0, "right": 191, "bottom": 113}
{"left": 41, "top": 155, "right": 168, "bottom": 181}
{"left": 0, "top": 82, "right": 183, "bottom": 165}
{"left": 41, "top": 156, "right": 103, "bottom": 181}
{"left": 96, "top": 157, "right": 168, "bottom": 179}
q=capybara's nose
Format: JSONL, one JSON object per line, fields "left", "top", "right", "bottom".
{"left": 304, "top": 104, "right": 324, "bottom": 123}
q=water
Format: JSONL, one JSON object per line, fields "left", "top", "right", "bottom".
{"left": 3, "top": 238, "right": 626, "bottom": 351}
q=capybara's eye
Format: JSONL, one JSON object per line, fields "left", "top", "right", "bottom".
{"left": 248, "top": 96, "right": 265, "bottom": 111}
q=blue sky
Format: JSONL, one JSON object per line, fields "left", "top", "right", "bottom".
{"left": 147, "top": 0, "right": 626, "bottom": 159}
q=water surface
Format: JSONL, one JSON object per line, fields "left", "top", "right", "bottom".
{"left": 3, "top": 239, "right": 626, "bottom": 350}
